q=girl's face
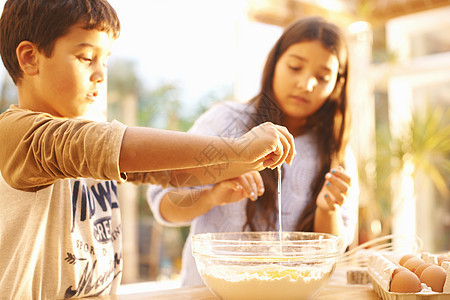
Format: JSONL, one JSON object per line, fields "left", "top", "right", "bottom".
{"left": 272, "top": 40, "right": 339, "bottom": 132}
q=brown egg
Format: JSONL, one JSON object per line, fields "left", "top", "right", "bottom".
{"left": 404, "top": 257, "right": 425, "bottom": 273}
{"left": 437, "top": 255, "right": 447, "bottom": 264}
{"left": 438, "top": 255, "right": 450, "bottom": 267}
{"left": 420, "top": 265, "right": 446, "bottom": 292}
{"left": 392, "top": 266, "right": 408, "bottom": 276}
{"left": 390, "top": 268, "right": 422, "bottom": 293}
{"left": 399, "top": 254, "right": 416, "bottom": 266}
{"left": 414, "top": 263, "right": 432, "bottom": 278}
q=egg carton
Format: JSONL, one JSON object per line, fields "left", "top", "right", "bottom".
{"left": 367, "top": 252, "right": 450, "bottom": 300}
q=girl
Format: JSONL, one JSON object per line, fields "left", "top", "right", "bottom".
{"left": 147, "top": 16, "right": 359, "bottom": 287}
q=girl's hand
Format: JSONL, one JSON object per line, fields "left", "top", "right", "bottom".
{"left": 236, "top": 122, "right": 296, "bottom": 169}
{"left": 316, "top": 166, "right": 351, "bottom": 212}
{"left": 209, "top": 171, "right": 264, "bottom": 207}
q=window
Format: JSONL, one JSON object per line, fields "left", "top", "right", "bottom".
{"left": 386, "top": 6, "right": 450, "bottom": 252}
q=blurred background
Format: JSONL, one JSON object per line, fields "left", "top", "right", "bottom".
{"left": 0, "top": 0, "right": 449, "bottom": 289}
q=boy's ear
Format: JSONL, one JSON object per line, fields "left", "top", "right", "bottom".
{"left": 16, "top": 41, "right": 39, "bottom": 76}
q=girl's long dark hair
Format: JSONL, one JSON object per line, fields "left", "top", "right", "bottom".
{"left": 242, "top": 16, "right": 350, "bottom": 232}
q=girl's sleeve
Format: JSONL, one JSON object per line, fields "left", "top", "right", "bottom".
{"left": 146, "top": 184, "right": 190, "bottom": 227}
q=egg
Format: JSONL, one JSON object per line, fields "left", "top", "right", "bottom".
{"left": 390, "top": 268, "right": 422, "bottom": 293}
{"left": 403, "top": 257, "right": 425, "bottom": 273}
{"left": 414, "top": 263, "right": 432, "bottom": 278}
{"left": 392, "top": 266, "right": 408, "bottom": 275}
{"left": 399, "top": 254, "right": 416, "bottom": 266}
{"left": 420, "top": 265, "right": 446, "bottom": 292}
{"left": 437, "top": 255, "right": 450, "bottom": 267}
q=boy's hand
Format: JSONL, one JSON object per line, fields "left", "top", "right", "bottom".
{"left": 235, "top": 122, "right": 296, "bottom": 169}
{"left": 316, "top": 166, "right": 351, "bottom": 212}
{"left": 209, "top": 171, "right": 264, "bottom": 207}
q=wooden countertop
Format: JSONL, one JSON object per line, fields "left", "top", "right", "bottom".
{"left": 95, "top": 270, "right": 379, "bottom": 300}
{"left": 100, "top": 284, "right": 378, "bottom": 300}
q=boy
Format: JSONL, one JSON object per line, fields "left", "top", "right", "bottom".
{"left": 0, "top": 0, "right": 295, "bottom": 298}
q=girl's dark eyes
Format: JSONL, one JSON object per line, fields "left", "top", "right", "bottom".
{"left": 288, "top": 65, "right": 302, "bottom": 71}
{"left": 318, "top": 75, "right": 332, "bottom": 83}
{"left": 287, "top": 63, "right": 332, "bottom": 82}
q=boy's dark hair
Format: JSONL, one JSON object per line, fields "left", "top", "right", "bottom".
{"left": 0, "top": 0, "right": 120, "bottom": 84}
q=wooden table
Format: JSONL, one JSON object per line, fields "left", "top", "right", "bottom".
{"left": 101, "top": 284, "right": 378, "bottom": 300}
{"left": 97, "top": 270, "right": 379, "bottom": 300}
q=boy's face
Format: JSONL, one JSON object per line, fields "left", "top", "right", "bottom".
{"left": 32, "top": 23, "right": 114, "bottom": 118}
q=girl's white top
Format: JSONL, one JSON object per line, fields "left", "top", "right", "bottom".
{"left": 147, "top": 101, "right": 359, "bottom": 287}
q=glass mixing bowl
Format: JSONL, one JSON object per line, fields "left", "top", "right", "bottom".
{"left": 192, "top": 231, "right": 344, "bottom": 300}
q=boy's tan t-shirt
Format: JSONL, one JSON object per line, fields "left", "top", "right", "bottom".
{"left": 0, "top": 106, "right": 169, "bottom": 299}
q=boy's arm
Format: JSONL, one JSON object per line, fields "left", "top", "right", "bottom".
{"left": 0, "top": 108, "right": 294, "bottom": 190}
{"left": 119, "top": 122, "right": 295, "bottom": 175}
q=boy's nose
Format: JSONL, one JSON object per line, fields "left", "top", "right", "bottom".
{"left": 90, "top": 63, "right": 106, "bottom": 83}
